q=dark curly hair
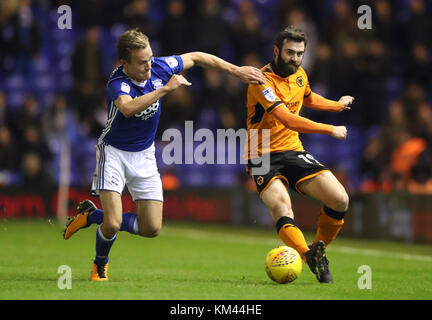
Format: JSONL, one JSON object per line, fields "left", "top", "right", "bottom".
{"left": 274, "top": 25, "right": 307, "bottom": 49}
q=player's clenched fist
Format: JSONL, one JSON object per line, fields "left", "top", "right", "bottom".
{"left": 166, "top": 74, "right": 192, "bottom": 91}
{"left": 332, "top": 126, "right": 347, "bottom": 140}
{"left": 338, "top": 96, "right": 354, "bottom": 111}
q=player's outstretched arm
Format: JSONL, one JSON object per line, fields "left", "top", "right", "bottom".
{"left": 115, "top": 74, "right": 191, "bottom": 118}
{"left": 272, "top": 105, "right": 347, "bottom": 140}
{"left": 180, "top": 52, "right": 266, "bottom": 84}
{"left": 304, "top": 92, "right": 354, "bottom": 112}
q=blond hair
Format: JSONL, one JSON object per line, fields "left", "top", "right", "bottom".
{"left": 116, "top": 29, "right": 150, "bottom": 62}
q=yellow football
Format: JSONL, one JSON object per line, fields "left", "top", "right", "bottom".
{"left": 265, "top": 246, "right": 302, "bottom": 284}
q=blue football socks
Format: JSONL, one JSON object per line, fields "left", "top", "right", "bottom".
{"left": 87, "top": 210, "right": 138, "bottom": 235}
{"left": 120, "top": 212, "right": 138, "bottom": 234}
{"left": 94, "top": 226, "right": 117, "bottom": 266}
{"left": 87, "top": 209, "right": 104, "bottom": 226}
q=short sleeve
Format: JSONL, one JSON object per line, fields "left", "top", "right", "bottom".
{"left": 158, "top": 55, "right": 184, "bottom": 76}
{"left": 108, "top": 79, "right": 132, "bottom": 100}
{"left": 248, "top": 81, "right": 284, "bottom": 113}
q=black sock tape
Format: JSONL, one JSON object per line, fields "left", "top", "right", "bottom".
{"left": 323, "top": 206, "right": 346, "bottom": 220}
{"left": 275, "top": 216, "right": 295, "bottom": 233}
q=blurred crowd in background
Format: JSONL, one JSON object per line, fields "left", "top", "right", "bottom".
{"left": 0, "top": 0, "right": 431, "bottom": 194}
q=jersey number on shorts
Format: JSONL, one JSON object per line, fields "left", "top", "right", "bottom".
{"left": 298, "top": 153, "right": 322, "bottom": 166}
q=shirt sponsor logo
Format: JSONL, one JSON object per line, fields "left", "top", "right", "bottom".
{"left": 152, "top": 79, "right": 163, "bottom": 89}
{"left": 287, "top": 101, "right": 299, "bottom": 109}
{"left": 135, "top": 100, "right": 160, "bottom": 120}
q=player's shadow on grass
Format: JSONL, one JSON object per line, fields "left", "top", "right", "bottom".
{"left": 217, "top": 279, "right": 315, "bottom": 287}
{"left": 164, "top": 276, "right": 316, "bottom": 287}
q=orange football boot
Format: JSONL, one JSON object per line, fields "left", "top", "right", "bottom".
{"left": 90, "top": 262, "right": 109, "bottom": 281}
{"left": 63, "top": 200, "right": 97, "bottom": 240}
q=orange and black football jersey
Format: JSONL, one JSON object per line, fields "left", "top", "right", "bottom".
{"left": 245, "top": 64, "right": 311, "bottom": 159}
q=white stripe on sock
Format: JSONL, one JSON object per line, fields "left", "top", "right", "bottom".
{"left": 98, "top": 225, "right": 117, "bottom": 241}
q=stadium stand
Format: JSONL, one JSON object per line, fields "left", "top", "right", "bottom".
{"left": 0, "top": 0, "right": 431, "bottom": 193}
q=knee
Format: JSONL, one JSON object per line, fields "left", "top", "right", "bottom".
{"left": 327, "top": 191, "right": 349, "bottom": 212}
{"left": 268, "top": 200, "right": 294, "bottom": 219}
{"left": 138, "top": 223, "right": 162, "bottom": 238}
{"left": 101, "top": 218, "right": 121, "bottom": 238}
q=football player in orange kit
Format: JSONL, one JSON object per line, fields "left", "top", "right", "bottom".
{"left": 246, "top": 26, "right": 354, "bottom": 283}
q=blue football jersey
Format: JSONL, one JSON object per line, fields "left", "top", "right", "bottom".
{"left": 99, "top": 55, "right": 184, "bottom": 151}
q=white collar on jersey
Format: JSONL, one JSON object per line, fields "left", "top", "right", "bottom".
{"left": 122, "top": 68, "right": 147, "bottom": 87}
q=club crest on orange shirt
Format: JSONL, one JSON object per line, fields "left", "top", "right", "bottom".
{"left": 296, "top": 76, "right": 304, "bottom": 87}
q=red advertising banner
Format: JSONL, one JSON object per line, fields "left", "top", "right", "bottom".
{"left": 1, "top": 187, "right": 431, "bottom": 243}
{"left": 0, "top": 187, "right": 233, "bottom": 224}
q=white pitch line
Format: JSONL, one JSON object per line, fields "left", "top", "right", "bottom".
{"left": 332, "top": 246, "right": 432, "bottom": 263}
{"left": 165, "top": 228, "right": 432, "bottom": 263}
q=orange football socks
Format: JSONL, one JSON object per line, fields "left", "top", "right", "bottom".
{"left": 276, "top": 216, "right": 310, "bottom": 258}
{"left": 313, "top": 207, "right": 345, "bottom": 247}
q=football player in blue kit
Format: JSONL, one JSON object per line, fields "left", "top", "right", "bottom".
{"left": 63, "top": 28, "right": 266, "bottom": 281}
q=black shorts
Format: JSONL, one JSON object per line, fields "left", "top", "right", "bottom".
{"left": 246, "top": 150, "right": 329, "bottom": 196}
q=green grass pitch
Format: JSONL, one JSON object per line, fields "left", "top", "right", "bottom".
{"left": 1, "top": 219, "right": 431, "bottom": 300}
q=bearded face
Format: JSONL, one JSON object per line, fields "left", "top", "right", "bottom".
{"left": 274, "top": 39, "right": 305, "bottom": 77}
{"left": 276, "top": 51, "right": 301, "bottom": 75}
